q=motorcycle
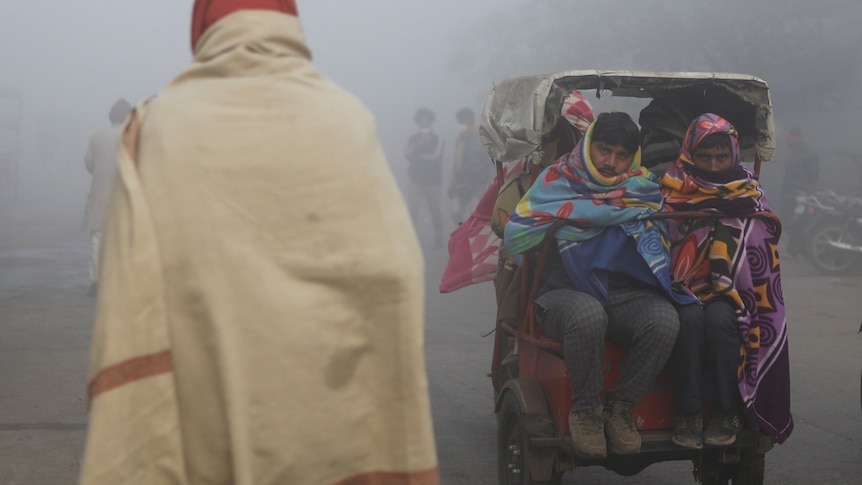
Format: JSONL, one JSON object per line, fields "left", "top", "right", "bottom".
{"left": 791, "top": 190, "right": 862, "bottom": 275}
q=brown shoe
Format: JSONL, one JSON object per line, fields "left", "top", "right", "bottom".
{"left": 603, "top": 401, "right": 641, "bottom": 455}
{"left": 704, "top": 413, "right": 742, "bottom": 446}
{"left": 672, "top": 412, "right": 704, "bottom": 449}
{"left": 568, "top": 405, "right": 607, "bottom": 459}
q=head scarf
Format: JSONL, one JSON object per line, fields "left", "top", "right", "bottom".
{"left": 660, "top": 113, "right": 792, "bottom": 443}
{"left": 560, "top": 90, "right": 595, "bottom": 135}
{"left": 662, "top": 113, "right": 765, "bottom": 213}
{"left": 504, "top": 120, "right": 655, "bottom": 252}
{"left": 678, "top": 113, "right": 741, "bottom": 167}
{"left": 503, "top": 120, "right": 693, "bottom": 305}
{"left": 192, "top": 0, "right": 298, "bottom": 51}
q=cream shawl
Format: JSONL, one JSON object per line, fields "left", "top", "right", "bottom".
{"left": 80, "top": 10, "right": 438, "bottom": 485}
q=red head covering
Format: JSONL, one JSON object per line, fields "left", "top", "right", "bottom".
{"left": 191, "top": 0, "right": 299, "bottom": 51}
{"left": 560, "top": 90, "right": 595, "bottom": 135}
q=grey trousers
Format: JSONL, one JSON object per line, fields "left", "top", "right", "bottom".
{"left": 535, "top": 286, "right": 680, "bottom": 412}
{"left": 407, "top": 182, "right": 443, "bottom": 243}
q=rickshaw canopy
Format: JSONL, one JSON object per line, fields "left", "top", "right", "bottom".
{"left": 479, "top": 70, "right": 775, "bottom": 166}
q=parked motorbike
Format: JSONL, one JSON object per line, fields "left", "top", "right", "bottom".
{"left": 791, "top": 190, "right": 862, "bottom": 275}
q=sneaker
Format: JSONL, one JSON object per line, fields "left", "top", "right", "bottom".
{"left": 704, "top": 413, "right": 742, "bottom": 446}
{"left": 603, "top": 401, "right": 641, "bottom": 455}
{"left": 672, "top": 412, "right": 703, "bottom": 449}
{"left": 568, "top": 405, "right": 607, "bottom": 459}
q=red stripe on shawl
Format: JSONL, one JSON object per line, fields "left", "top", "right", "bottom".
{"left": 331, "top": 468, "right": 440, "bottom": 485}
{"left": 192, "top": 0, "right": 299, "bottom": 51}
{"left": 87, "top": 350, "right": 173, "bottom": 409}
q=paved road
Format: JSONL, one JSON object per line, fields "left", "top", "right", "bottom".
{"left": 1, "top": 220, "right": 860, "bottom": 484}
{"left": 0, "top": 220, "right": 92, "bottom": 485}
{"left": 424, "top": 246, "right": 862, "bottom": 484}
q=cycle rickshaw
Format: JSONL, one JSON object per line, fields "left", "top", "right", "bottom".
{"left": 481, "top": 71, "right": 782, "bottom": 485}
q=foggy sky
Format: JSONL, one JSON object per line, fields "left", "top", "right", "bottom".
{"left": 0, "top": 0, "right": 519, "bottom": 221}
{"left": 1, "top": 1, "right": 860, "bottom": 223}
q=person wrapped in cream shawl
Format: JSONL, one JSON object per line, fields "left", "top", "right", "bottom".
{"left": 79, "top": 2, "right": 439, "bottom": 484}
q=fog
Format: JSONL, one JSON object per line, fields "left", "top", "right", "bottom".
{"left": 1, "top": 0, "right": 860, "bottom": 227}
{"left": 2, "top": 3, "right": 862, "bottom": 482}
{"left": 0, "top": 0, "right": 520, "bottom": 225}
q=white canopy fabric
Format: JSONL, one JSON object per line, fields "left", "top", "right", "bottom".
{"left": 479, "top": 70, "right": 775, "bottom": 165}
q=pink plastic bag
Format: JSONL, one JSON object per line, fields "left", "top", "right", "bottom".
{"left": 439, "top": 180, "right": 501, "bottom": 293}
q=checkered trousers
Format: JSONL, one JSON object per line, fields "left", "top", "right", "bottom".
{"left": 535, "top": 285, "right": 680, "bottom": 412}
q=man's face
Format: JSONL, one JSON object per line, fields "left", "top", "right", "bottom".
{"left": 692, "top": 145, "right": 733, "bottom": 172}
{"left": 590, "top": 141, "right": 634, "bottom": 177}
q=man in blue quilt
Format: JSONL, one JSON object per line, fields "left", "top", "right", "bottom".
{"left": 503, "top": 112, "right": 695, "bottom": 459}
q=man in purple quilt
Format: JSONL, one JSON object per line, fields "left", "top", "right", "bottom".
{"left": 661, "top": 113, "right": 793, "bottom": 450}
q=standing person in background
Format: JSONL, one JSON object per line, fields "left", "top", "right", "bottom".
{"left": 448, "top": 107, "right": 493, "bottom": 225}
{"left": 405, "top": 107, "right": 445, "bottom": 248}
{"left": 779, "top": 128, "right": 820, "bottom": 256}
{"left": 79, "top": 1, "right": 439, "bottom": 484}
{"left": 82, "top": 98, "right": 131, "bottom": 297}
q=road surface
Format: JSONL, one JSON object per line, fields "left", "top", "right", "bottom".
{"left": 1, "top": 219, "right": 860, "bottom": 484}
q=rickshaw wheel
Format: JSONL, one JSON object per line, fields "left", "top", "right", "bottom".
{"left": 733, "top": 450, "right": 766, "bottom": 484}
{"left": 808, "top": 224, "right": 859, "bottom": 275}
{"left": 497, "top": 391, "right": 561, "bottom": 485}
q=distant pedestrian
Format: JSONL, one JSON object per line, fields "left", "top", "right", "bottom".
{"left": 448, "top": 107, "right": 493, "bottom": 225}
{"left": 82, "top": 98, "right": 131, "bottom": 297}
{"left": 780, "top": 128, "right": 820, "bottom": 256}
{"left": 405, "top": 107, "right": 445, "bottom": 247}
